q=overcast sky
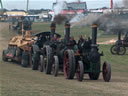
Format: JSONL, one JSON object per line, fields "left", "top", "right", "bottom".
{"left": 2, "top": 0, "right": 123, "bottom": 10}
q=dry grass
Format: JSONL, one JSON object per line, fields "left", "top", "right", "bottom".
{"left": 0, "top": 22, "right": 128, "bottom": 96}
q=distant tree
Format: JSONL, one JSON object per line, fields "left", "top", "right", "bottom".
{"left": 11, "top": 9, "right": 25, "bottom": 12}
{"left": 101, "top": 7, "right": 109, "bottom": 9}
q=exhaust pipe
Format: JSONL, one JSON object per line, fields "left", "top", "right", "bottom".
{"left": 92, "top": 24, "right": 98, "bottom": 45}
{"left": 50, "top": 22, "right": 56, "bottom": 40}
{"left": 118, "top": 31, "right": 121, "bottom": 41}
{"left": 65, "top": 21, "right": 70, "bottom": 44}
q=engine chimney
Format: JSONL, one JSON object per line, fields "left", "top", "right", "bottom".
{"left": 65, "top": 21, "right": 70, "bottom": 44}
{"left": 50, "top": 22, "right": 56, "bottom": 40}
{"left": 118, "top": 31, "right": 121, "bottom": 41}
{"left": 92, "top": 24, "right": 98, "bottom": 45}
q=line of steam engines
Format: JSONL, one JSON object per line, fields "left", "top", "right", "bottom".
{"left": 2, "top": 20, "right": 111, "bottom": 82}
{"left": 31, "top": 21, "right": 111, "bottom": 82}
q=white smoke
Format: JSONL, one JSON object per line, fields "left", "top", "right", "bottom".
{"left": 70, "top": 12, "right": 128, "bottom": 34}
{"left": 52, "top": 0, "right": 67, "bottom": 21}
{"left": 70, "top": 13, "right": 101, "bottom": 27}
{"left": 70, "top": 13, "right": 85, "bottom": 24}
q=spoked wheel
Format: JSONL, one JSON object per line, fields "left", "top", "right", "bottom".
{"left": 2, "top": 50, "right": 8, "bottom": 61}
{"left": 117, "top": 46, "right": 126, "bottom": 55}
{"left": 102, "top": 62, "right": 111, "bottom": 82}
{"left": 76, "top": 61, "right": 84, "bottom": 81}
{"left": 64, "top": 50, "right": 76, "bottom": 79}
{"left": 110, "top": 45, "right": 118, "bottom": 55}
{"left": 52, "top": 56, "right": 59, "bottom": 77}
{"left": 43, "top": 46, "right": 52, "bottom": 74}
{"left": 39, "top": 55, "right": 44, "bottom": 72}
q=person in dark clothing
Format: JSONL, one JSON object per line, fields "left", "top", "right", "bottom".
{"left": 68, "top": 36, "right": 76, "bottom": 49}
{"left": 70, "top": 36, "right": 76, "bottom": 46}
{"left": 78, "top": 35, "right": 84, "bottom": 53}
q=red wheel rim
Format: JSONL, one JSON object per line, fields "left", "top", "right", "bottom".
{"left": 64, "top": 52, "right": 69, "bottom": 78}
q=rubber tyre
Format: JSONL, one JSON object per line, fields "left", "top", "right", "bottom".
{"left": 21, "top": 52, "right": 29, "bottom": 67}
{"left": 64, "top": 49, "right": 76, "bottom": 79}
{"left": 76, "top": 61, "right": 84, "bottom": 81}
{"left": 2, "top": 50, "right": 8, "bottom": 61}
{"left": 52, "top": 56, "right": 59, "bottom": 77}
{"left": 102, "top": 62, "right": 111, "bottom": 82}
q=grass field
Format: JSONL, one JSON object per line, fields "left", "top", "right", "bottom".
{"left": 0, "top": 22, "right": 128, "bottom": 96}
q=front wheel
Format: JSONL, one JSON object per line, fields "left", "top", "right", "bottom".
{"left": 32, "top": 52, "right": 40, "bottom": 70}
{"left": 76, "top": 61, "right": 84, "bottom": 81}
{"left": 64, "top": 50, "right": 76, "bottom": 79}
{"left": 2, "top": 50, "right": 8, "bottom": 61}
{"left": 102, "top": 62, "right": 111, "bottom": 82}
{"left": 21, "top": 52, "right": 29, "bottom": 67}
{"left": 52, "top": 56, "right": 59, "bottom": 77}
{"left": 40, "top": 55, "right": 44, "bottom": 72}
{"left": 43, "top": 46, "right": 52, "bottom": 74}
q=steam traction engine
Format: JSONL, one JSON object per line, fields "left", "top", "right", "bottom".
{"left": 75, "top": 24, "right": 111, "bottom": 82}
{"left": 110, "top": 31, "right": 128, "bottom": 55}
{"left": 39, "top": 21, "right": 76, "bottom": 79}
{"left": 2, "top": 22, "right": 34, "bottom": 67}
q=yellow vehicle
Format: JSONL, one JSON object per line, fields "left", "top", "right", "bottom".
{"left": 2, "top": 22, "right": 35, "bottom": 67}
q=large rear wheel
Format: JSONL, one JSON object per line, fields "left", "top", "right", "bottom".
{"left": 64, "top": 50, "right": 76, "bottom": 79}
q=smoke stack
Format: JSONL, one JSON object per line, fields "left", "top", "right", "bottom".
{"left": 92, "top": 24, "right": 98, "bottom": 45}
{"left": 118, "top": 31, "right": 121, "bottom": 41}
{"left": 50, "top": 22, "right": 56, "bottom": 40}
{"left": 111, "top": 0, "right": 113, "bottom": 9}
{"left": 65, "top": 21, "right": 70, "bottom": 44}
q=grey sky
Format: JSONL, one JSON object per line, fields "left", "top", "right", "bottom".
{"left": 2, "top": 0, "right": 123, "bottom": 10}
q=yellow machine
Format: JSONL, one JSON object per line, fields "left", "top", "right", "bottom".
{"left": 2, "top": 22, "right": 35, "bottom": 67}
